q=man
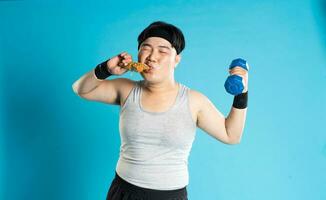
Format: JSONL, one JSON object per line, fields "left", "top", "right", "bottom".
{"left": 72, "top": 21, "right": 248, "bottom": 200}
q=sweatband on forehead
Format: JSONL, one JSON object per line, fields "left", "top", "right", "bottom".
{"left": 137, "top": 28, "right": 177, "bottom": 53}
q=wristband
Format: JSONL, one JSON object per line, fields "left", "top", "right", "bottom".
{"left": 232, "top": 91, "right": 248, "bottom": 109}
{"left": 94, "top": 59, "right": 112, "bottom": 80}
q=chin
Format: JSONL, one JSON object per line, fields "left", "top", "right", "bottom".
{"left": 141, "top": 74, "right": 161, "bottom": 83}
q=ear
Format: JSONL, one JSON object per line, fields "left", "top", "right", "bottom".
{"left": 174, "top": 54, "right": 181, "bottom": 68}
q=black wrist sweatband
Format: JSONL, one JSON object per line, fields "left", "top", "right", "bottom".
{"left": 94, "top": 59, "right": 112, "bottom": 80}
{"left": 232, "top": 91, "right": 248, "bottom": 109}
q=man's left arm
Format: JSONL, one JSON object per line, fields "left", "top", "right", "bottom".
{"left": 225, "top": 65, "right": 248, "bottom": 143}
{"left": 196, "top": 66, "right": 248, "bottom": 144}
{"left": 225, "top": 104, "right": 247, "bottom": 144}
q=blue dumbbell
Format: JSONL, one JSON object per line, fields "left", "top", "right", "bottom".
{"left": 224, "top": 58, "right": 249, "bottom": 95}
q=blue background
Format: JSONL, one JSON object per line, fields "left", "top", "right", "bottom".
{"left": 1, "top": 0, "right": 326, "bottom": 199}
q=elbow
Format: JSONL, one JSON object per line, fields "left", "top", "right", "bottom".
{"left": 72, "top": 84, "right": 77, "bottom": 94}
{"left": 225, "top": 127, "right": 243, "bottom": 145}
{"left": 228, "top": 139, "right": 241, "bottom": 145}
{"left": 226, "top": 133, "right": 242, "bottom": 145}
{"left": 72, "top": 86, "right": 84, "bottom": 98}
{"left": 72, "top": 85, "right": 79, "bottom": 95}
{"left": 72, "top": 82, "right": 81, "bottom": 95}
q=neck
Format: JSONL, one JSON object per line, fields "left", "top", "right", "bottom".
{"left": 142, "top": 79, "right": 178, "bottom": 94}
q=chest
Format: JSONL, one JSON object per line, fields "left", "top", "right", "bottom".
{"left": 120, "top": 106, "right": 196, "bottom": 148}
{"left": 120, "top": 85, "right": 199, "bottom": 125}
{"left": 140, "top": 92, "right": 177, "bottom": 112}
{"left": 146, "top": 92, "right": 198, "bottom": 125}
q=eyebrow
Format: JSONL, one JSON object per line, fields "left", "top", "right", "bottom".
{"left": 141, "top": 43, "right": 172, "bottom": 50}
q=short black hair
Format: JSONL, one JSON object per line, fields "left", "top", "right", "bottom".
{"left": 137, "top": 21, "right": 185, "bottom": 55}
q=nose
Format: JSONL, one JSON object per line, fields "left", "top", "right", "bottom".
{"left": 146, "top": 50, "right": 158, "bottom": 63}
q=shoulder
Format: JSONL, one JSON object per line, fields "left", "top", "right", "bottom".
{"left": 101, "top": 77, "right": 136, "bottom": 93}
{"left": 114, "top": 77, "right": 137, "bottom": 89}
{"left": 188, "top": 87, "right": 219, "bottom": 113}
{"left": 188, "top": 88, "right": 208, "bottom": 104}
{"left": 187, "top": 88, "right": 211, "bottom": 113}
{"left": 186, "top": 88, "right": 215, "bottom": 125}
{"left": 113, "top": 77, "right": 138, "bottom": 93}
{"left": 114, "top": 78, "right": 139, "bottom": 106}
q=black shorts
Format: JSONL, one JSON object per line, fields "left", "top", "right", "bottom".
{"left": 106, "top": 171, "right": 188, "bottom": 200}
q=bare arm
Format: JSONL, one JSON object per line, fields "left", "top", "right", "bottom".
{"left": 195, "top": 92, "right": 230, "bottom": 144}
{"left": 72, "top": 52, "right": 132, "bottom": 105}
{"left": 72, "top": 69, "right": 121, "bottom": 105}
{"left": 72, "top": 69, "right": 105, "bottom": 95}
{"left": 225, "top": 107, "right": 247, "bottom": 143}
{"left": 195, "top": 92, "right": 247, "bottom": 145}
{"left": 225, "top": 66, "right": 248, "bottom": 143}
{"left": 196, "top": 66, "right": 249, "bottom": 145}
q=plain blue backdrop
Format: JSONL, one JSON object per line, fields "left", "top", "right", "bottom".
{"left": 1, "top": 0, "right": 326, "bottom": 200}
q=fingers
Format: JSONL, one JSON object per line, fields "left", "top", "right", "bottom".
{"left": 229, "top": 66, "right": 247, "bottom": 76}
{"left": 118, "top": 52, "right": 133, "bottom": 67}
{"left": 229, "top": 67, "right": 248, "bottom": 89}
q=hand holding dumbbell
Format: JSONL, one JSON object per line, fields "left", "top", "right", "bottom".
{"left": 224, "top": 58, "right": 249, "bottom": 95}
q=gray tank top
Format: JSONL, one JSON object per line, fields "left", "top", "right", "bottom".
{"left": 116, "top": 80, "right": 197, "bottom": 190}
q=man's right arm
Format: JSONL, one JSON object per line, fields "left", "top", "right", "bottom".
{"left": 72, "top": 69, "right": 124, "bottom": 105}
{"left": 72, "top": 52, "right": 132, "bottom": 105}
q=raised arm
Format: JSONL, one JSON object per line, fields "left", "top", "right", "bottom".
{"left": 72, "top": 52, "right": 132, "bottom": 105}
{"left": 195, "top": 92, "right": 248, "bottom": 145}
{"left": 195, "top": 66, "right": 248, "bottom": 145}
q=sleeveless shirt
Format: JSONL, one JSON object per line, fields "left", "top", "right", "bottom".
{"left": 116, "top": 80, "right": 197, "bottom": 190}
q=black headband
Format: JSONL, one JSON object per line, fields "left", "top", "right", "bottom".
{"left": 138, "top": 28, "right": 180, "bottom": 54}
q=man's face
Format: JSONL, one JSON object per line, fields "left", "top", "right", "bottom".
{"left": 138, "top": 37, "right": 180, "bottom": 83}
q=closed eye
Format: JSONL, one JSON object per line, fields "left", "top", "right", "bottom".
{"left": 140, "top": 47, "right": 151, "bottom": 50}
{"left": 159, "top": 49, "right": 170, "bottom": 54}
